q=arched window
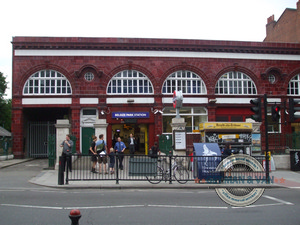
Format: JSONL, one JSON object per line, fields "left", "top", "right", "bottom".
{"left": 215, "top": 71, "right": 257, "bottom": 95}
{"left": 23, "top": 70, "right": 72, "bottom": 95}
{"left": 287, "top": 74, "right": 300, "bottom": 95}
{"left": 162, "top": 70, "right": 206, "bottom": 94}
{"left": 107, "top": 70, "right": 154, "bottom": 94}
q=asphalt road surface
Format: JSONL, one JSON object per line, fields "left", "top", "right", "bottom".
{"left": 0, "top": 159, "right": 299, "bottom": 225}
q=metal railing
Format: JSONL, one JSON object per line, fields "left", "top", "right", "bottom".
{"left": 58, "top": 153, "right": 267, "bottom": 185}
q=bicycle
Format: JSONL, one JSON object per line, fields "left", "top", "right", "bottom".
{"left": 146, "top": 156, "right": 189, "bottom": 184}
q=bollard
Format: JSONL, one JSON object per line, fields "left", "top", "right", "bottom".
{"left": 69, "top": 209, "right": 81, "bottom": 225}
{"left": 58, "top": 156, "right": 64, "bottom": 185}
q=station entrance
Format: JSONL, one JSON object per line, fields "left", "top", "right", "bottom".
{"left": 112, "top": 123, "right": 148, "bottom": 154}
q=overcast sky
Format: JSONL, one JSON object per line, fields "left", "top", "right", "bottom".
{"left": 0, "top": 0, "right": 297, "bottom": 99}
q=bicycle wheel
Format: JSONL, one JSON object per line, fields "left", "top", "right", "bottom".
{"left": 146, "top": 166, "right": 163, "bottom": 184}
{"left": 174, "top": 166, "right": 189, "bottom": 184}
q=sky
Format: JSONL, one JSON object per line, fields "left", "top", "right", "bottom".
{"left": 0, "top": 0, "right": 298, "bottom": 99}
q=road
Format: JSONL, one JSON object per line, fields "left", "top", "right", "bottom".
{"left": 0, "top": 159, "right": 299, "bottom": 225}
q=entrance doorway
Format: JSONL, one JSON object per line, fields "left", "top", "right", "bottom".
{"left": 82, "top": 127, "right": 95, "bottom": 155}
{"left": 112, "top": 124, "right": 148, "bottom": 154}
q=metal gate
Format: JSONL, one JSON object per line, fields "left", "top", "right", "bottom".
{"left": 27, "top": 121, "right": 56, "bottom": 158}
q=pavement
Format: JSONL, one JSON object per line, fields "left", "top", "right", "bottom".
{"left": 1, "top": 158, "right": 300, "bottom": 190}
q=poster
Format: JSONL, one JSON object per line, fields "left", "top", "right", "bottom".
{"left": 173, "top": 130, "right": 186, "bottom": 150}
{"left": 193, "top": 143, "right": 222, "bottom": 181}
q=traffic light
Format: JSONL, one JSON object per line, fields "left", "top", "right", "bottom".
{"left": 250, "top": 98, "right": 262, "bottom": 122}
{"left": 271, "top": 105, "right": 280, "bottom": 121}
{"left": 289, "top": 98, "right": 300, "bottom": 122}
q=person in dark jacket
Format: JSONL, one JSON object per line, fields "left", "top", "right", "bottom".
{"left": 222, "top": 143, "right": 233, "bottom": 157}
{"left": 150, "top": 142, "right": 161, "bottom": 158}
{"left": 128, "top": 133, "right": 136, "bottom": 158}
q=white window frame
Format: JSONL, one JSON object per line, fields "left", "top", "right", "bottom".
{"left": 162, "top": 70, "right": 207, "bottom": 95}
{"left": 162, "top": 107, "right": 208, "bottom": 133}
{"left": 215, "top": 71, "right": 257, "bottom": 95}
{"left": 107, "top": 70, "right": 154, "bottom": 95}
{"left": 23, "top": 70, "right": 72, "bottom": 95}
{"left": 288, "top": 74, "right": 300, "bottom": 96}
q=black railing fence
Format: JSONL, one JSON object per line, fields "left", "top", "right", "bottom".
{"left": 58, "top": 154, "right": 267, "bottom": 185}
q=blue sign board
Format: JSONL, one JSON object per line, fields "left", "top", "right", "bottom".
{"left": 193, "top": 143, "right": 222, "bottom": 181}
{"left": 112, "top": 112, "right": 149, "bottom": 119}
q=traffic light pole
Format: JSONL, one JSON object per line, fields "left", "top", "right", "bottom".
{"left": 264, "top": 94, "right": 270, "bottom": 183}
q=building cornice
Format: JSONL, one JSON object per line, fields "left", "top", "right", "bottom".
{"left": 12, "top": 37, "right": 300, "bottom": 55}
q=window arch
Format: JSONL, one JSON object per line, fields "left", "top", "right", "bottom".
{"left": 23, "top": 70, "right": 72, "bottom": 95}
{"left": 107, "top": 70, "right": 154, "bottom": 94}
{"left": 287, "top": 74, "right": 300, "bottom": 96}
{"left": 162, "top": 70, "right": 206, "bottom": 94}
{"left": 215, "top": 71, "right": 257, "bottom": 95}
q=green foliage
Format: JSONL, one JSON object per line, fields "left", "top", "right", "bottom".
{"left": 0, "top": 72, "right": 11, "bottom": 131}
{"left": 0, "top": 71, "right": 7, "bottom": 99}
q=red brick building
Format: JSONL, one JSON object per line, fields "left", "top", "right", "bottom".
{"left": 265, "top": 0, "right": 300, "bottom": 43}
{"left": 11, "top": 37, "right": 300, "bottom": 158}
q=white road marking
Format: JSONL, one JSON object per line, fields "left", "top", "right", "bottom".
{"left": 232, "top": 203, "right": 284, "bottom": 209}
{"left": 0, "top": 204, "right": 145, "bottom": 210}
{"left": 263, "top": 195, "right": 294, "bottom": 205}
{"left": 0, "top": 194, "right": 294, "bottom": 210}
{"left": 65, "top": 205, "right": 145, "bottom": 210}
{"left": 148, "top": 204, "right": 228, "bottom": 209}
{"left": 1, "top": 204, "right": 63, "bottom": 210}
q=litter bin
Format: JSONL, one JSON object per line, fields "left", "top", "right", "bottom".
{"left": 290, "top": 149, "right": 300, "bottom": 171}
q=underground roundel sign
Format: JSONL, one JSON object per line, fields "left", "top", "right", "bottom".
{"left": 173, "top": 90, "right": 183, "bottom": 108}
{"left": 173, "top": 91, "right": 177, "bottom": 108}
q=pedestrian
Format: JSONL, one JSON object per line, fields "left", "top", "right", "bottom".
{"left": 149, "top": 142, "right": 161, "bottom": 158}
{"left": 222, "top": 143, "right": 233, "bottom": 158}
{"left": 222, "top": 143, "right": 233, "bottom": 177}
{"left": 108, "top": 147, "right": 115, "bottom": 174}
{"left": 114, "top": 137, "right": 126, "bottom": 170}
{"left": 60, "top": 134, "right": 73, "bottom": 172}
{"left": 89, "top": 135, "right": 98, "bottom": 173}
{"left": 128, "top": 133, "right": 136, "bottom": 158}
{"left": 96, "top": 134, "right": 108, "bottom": 174}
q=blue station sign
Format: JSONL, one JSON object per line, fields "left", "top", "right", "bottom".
{"left": 112, "top": 112, "right": 149, "bottom": 119}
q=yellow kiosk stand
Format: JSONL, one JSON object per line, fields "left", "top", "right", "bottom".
{"left": 199, "top": 122, "right": 253, "bottom": 155}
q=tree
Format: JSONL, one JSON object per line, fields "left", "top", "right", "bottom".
{"left": 0, "top": 72, "right": 11, "bottom": 131}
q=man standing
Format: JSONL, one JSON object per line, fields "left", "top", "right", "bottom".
{"left": 114, "top": 137, "right": 126, "bottom": 170}
{"left": 60, "top": 134, "right": 73, "bottom": 172}
{"left": 96, "top": 134, "right": 108, "bottom": 174}
{"left": 128, "top": 133, "right": 136, "bottom": 158}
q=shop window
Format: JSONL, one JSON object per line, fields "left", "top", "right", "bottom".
{"left": 215, "top": 71, "right": 257, "bottom": 95}
{"left": 162, "top": 70, "right": 207, "bottom": 94}
{"left": 82, "top": 109, "right": 97, "bottom": 115}
{"left": 231, "top": 116, "right": 244, "bottom": 122}
{"left": 162, "top": 107, "right": 207, "bottom": 133}
{"left": 216, "top": 116, "right": 229, "bottom": 122}
{"left": 288, "top": 74, "right": 300, "bottom": 95}
{"left": 107, "top": 70, "right": 153, "bottom": 95}
{"left": 23, "top": 70, "right": 72, "bottom": 95}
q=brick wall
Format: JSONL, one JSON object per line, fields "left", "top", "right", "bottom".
{"left": 11, "top": 37, "right": 300, "bottom": 158}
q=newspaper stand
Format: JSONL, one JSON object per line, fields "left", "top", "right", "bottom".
{"left": 199, "top": 122, "right": 253, "bottom": 154}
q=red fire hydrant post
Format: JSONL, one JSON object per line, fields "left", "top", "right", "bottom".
{"left": 69, "top": 209, "right": 81, "bottom": 225}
